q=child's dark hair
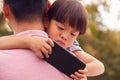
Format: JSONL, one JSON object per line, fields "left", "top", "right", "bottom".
{"left": 5, "top": 0, "right": 48, "bottom": 22}
{"left": 48, "top": 0, "right": 88, "bottom": 35}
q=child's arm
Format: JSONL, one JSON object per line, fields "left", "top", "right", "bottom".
{"left": 0, "top": 36, "right": 29, "bottom": 49}
{"left": 0, "top": 36, "right": 54, "bottom": 58}
{"left": 68, "top": 40, "right": 104, "bottom": 80}
{"left": 73, "top": 50, "right": 104, "bottom": 76}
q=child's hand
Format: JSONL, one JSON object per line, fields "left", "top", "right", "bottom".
{"left": 70, "top": 68, "right": 88, "bottom": 80}
{"left": 28, "top": 37, "right": 54, "bottom": 58}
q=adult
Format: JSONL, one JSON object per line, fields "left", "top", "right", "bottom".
{"left": 0, "top": 0, "right": 70, "bottom": 80}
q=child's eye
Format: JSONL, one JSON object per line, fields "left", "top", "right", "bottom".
{"left": 58, "top": 26, "right": 64, "bottom": 30}
{"left": 71, "top": 33, "right": 76, "bottom": 36}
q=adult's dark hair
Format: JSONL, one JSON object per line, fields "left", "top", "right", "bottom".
{"left": 5, "top": 0, "right": 48, "bottom": 22}
{"left": 48, "top": 0, "right": 88, "bottom": 35}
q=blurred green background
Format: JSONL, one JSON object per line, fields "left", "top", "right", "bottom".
{"left": 0, "top": 0, "right": 120, "bottom": 80}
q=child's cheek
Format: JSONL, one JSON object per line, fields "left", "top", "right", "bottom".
{"left": 48, "top": 33, "right": 56, "bottom": 40}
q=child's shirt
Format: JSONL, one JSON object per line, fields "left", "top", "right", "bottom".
{"left": 67, "top": 40, "right": 83, "bottom": 52}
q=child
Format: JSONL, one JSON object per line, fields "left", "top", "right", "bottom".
{"left": 0, "top": 0, "right": 104, "bottom": 80}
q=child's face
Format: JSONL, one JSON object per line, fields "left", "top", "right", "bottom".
{"left": 46, "top": 19, "right": 79, "bottom": 48}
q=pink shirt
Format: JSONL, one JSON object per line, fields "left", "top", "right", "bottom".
{"left": 0, "top": 30, "right": 70, "bottom": 80}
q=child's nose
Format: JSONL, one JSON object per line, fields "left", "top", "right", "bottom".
{"left": 60, "top": 32, "right": 69, "bottom": 40}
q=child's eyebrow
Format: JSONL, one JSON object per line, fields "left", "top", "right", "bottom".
{"left": 56, "top": 22, "right": 64, "bottom": 27}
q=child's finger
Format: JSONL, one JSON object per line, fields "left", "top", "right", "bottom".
{"left": 74, "top": 72, "right": 85, "bottom": 78}
{"left": 41, "top": 46, "right": 50, "bottom": 58}
{"left": 46, "top": 38, "right": 54, "bottom": 47}
{"left": 70, "top": 73, "right": 82, "bottom": 80}
{"left": 78, "top": 68, "right": 88, "bottom": 74}
{"left": 44, "top": 43, "right": 52, "bottom": 54}
{"left": 70, "top": 74, "right": 78, "bottom": 80}
{"left": 36, "top": 50, "right": 44, "bottom": 58}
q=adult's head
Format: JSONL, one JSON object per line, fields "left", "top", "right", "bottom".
{"left": 46, "top": 0, "right": 88, "bottom": 48}
{"left": 3, "top": 0, "right": 48, "bottom": 22}
{"left": 3, "top": 0, "right": 48, "bottom": 34}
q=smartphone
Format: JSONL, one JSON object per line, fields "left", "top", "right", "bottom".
{"left": 44, "top": 41, "right": 86, "bottom": 77}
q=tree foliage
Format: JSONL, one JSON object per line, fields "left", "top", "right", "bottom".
{"left": 77, "top": 30, "right": 120, "bottom": 80}
{"left": 0, "top": 12, "right": 12, "bottom": 36}
{"left": 79, "top": 0, "right": 120, "bottom": 79}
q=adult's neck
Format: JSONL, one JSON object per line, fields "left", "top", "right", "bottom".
{"left": 11, "top": 20, "right": 45, "bottom": 34}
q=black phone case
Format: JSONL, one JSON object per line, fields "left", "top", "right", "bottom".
{"left": 44, "top": 41, "right": 86, "bottom": 77}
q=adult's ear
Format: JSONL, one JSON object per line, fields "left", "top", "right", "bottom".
{"left": 3, "top": 0, "right": 10, "bottom": 18}
{"left": 45, "top": 1, "right": 51, "bottom": 16}
{"left": 43, "top": 16, "right": 49, "bottom": 28}
{"left": 44, "top": 1, "right": 51, "bottom": 28}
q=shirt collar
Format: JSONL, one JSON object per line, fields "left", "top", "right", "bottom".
{"left": 16, "top": 30, "right": 48, "bottom": 38}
